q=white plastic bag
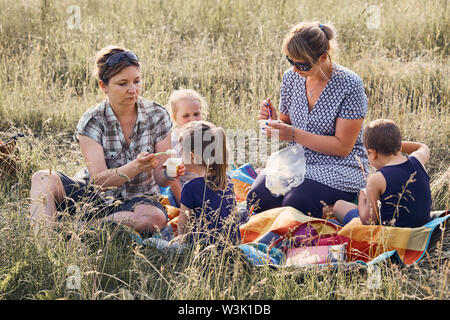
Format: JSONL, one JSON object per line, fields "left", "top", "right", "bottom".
{"left": 263, "top": 144, "right": 306, "bottom": 197}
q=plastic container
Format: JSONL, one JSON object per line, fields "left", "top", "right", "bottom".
{"left": 164, "top": 158, "right": 182, "bottom": 177}
{"left": 259, "top": 119, "right": 281, "bottom": 134}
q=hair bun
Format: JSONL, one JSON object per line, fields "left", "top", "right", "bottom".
{"left": 319, "top": 23, "right": 334, "bottom": 41}
{"left": 283, "top": 21, "right": 338, "bottom": 62}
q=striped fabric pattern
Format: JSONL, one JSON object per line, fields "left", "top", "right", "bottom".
{"left": 238, "top": 206, "right": 449, "bottom": 267}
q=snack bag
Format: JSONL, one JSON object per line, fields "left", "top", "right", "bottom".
{"left": 263, "top": 144, "right": 306, "bottom": 196}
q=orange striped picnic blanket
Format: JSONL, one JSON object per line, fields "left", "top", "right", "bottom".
{"left": 238, "top": 206, "right": 449, "bottom": 267}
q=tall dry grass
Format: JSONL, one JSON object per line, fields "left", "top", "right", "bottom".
{"left": 0, "top": 0, "right": 448, "bottom": 300}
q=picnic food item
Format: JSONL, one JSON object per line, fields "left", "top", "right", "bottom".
{"left": 285, "top": 244, "right": 347, "bottom": 266}
{"left": 163, "top": 157, "right": 182, "bottom": 178}
{"left": 259, "top": 119, "right": 281, "bottom": 135}
{"left": 154, "top": 149, "right": 176, "bottom": 157}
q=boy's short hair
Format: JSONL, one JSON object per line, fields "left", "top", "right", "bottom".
{"left": 363, "top": 119, "right": 402, "bottom": 155}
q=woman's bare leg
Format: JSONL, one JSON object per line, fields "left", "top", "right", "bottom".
{"left": 29, "top": 170, "right": 65, "bottom": 232}
{"left": 101, "top": 204, "right": 167, "bottom": 236}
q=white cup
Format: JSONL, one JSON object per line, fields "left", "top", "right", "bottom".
{"left": 259, "top": 119, "right": 281, "bottom": 134}
{"left": 164, "top": 157, "right": 182, "bottom": 177}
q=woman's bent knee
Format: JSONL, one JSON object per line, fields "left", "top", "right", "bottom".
{"left": 133, "top": 205, "right": 167, "bottom": 233}
{"left": 32, "top": 170, "right": 62, "bottom": 188}
{"left": 31, "top": 170, "right": 65, "bottom": 201}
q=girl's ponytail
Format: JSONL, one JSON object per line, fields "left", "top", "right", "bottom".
{"left": 179, "top": 121, "right": 230, "bottom": 191}
{"left": 206, "top": 126, "right": 229, "bottom": 191}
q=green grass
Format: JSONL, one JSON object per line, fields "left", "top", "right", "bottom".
{"left": 0, "top": 0, "right": 448, "bottom": 300}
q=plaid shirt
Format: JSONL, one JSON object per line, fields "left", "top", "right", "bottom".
{"left": 73, "top": 98, "right": 173, "bottom": 203}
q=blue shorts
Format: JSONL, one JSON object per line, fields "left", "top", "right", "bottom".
{"left": 55, "top": 171, "right": 168, "bottom": 221}
{"left": 343, "top": 208, "right": 360, "bottom": 225}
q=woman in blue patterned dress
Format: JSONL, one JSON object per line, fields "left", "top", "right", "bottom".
{"left": 247, "top": 21, "right": 369, "bottom": 218}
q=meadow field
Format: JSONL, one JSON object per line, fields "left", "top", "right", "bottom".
{"left": 0, "top": 0, "right": 448, "bottom": 300}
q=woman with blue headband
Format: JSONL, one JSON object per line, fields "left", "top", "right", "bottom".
{"left": 29, "top": 46, "right": 185, "bottom": 236}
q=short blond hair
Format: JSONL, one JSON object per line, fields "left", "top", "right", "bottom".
{"left": 167, "top": 89, "right": 208, "bottom": 121}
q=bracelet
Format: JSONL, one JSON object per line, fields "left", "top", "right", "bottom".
{"left": 163, "top": 168, "right": 176, "bottom": 181}
{"left": 291, "top": 127, "right": 296, "bottom": 143}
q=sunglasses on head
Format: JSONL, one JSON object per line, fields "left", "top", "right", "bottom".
{"left": 106, "top": 51, "right": 139, "bottom": 67}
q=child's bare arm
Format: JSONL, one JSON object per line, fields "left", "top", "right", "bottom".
{"left": 358, "top": 172, "right": 385, "bottom": 225}
{"left": 178, "top": 204, "right": 191, "bottom": 235}
{"left": 170, "top": 179, "right": 182, "bottom": 204}
{"left": 401, "top": 141, "right": 430, "bottom": 167}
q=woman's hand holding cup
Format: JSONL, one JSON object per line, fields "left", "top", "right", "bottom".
{"left": 265, "top": 121, "right": 295, "bottom": 141}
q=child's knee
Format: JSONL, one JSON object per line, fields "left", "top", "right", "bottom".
{"left": 333, "top": 200, "right": 347, "bottom": 212}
